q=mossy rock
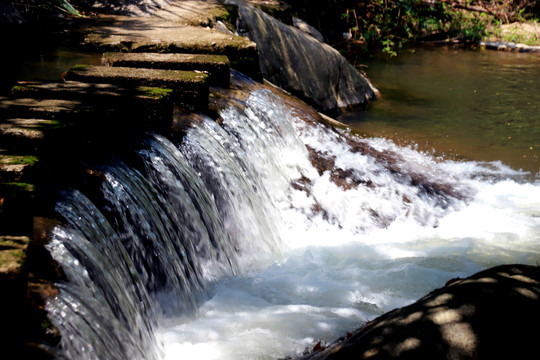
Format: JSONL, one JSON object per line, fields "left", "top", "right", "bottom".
{"left": 63, "top": 65, "right": 209, "bottom": 110}
{"left": 102, "top": 52, "right": 231, "bottom": 86}
{"left": 0, "top": 236, "right": 30, "bottom": 277}
{"left": 0, "top": 155, "right": 39, "bottom": 183}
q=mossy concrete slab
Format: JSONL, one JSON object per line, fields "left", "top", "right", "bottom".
{"left": 102, "top": 52, "right": 231, "bottom": 86}
{"left": 0, "top": 235, "right": 30, "bottom": 276}
{"left": 11, "top": 81, "right": 127, "bottom": 100}
{"left": 11, "top": 81, "right": 172, "bottom": 102}
{"left": 0, "top": 97, "right": 92, "bottom": 121}
{"left": 0, "top": 235, "right": 31, "bottom": 320}
{"left": 63, "top": 65, "right": 209, "bottom": 109}
{"left": 0, "top": 155, "right": 39, "bottom": 183}
{"left": 0, "top": 118, "right": 61, "bottom": 154}
{"left": 80, "top": 8, "right": 260, "bottom": 79}
{"left": 7, "top": 81, "right": 173, "bottom": 128}
{"left": 10, "top": 81, "right": 175, "bottom": 126}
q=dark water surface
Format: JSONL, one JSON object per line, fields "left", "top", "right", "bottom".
{"left": 0, "top": 45, "right": 102, "bottom": 95}
{"left": 340, "top": 47, "right": 540, "bottom": 179}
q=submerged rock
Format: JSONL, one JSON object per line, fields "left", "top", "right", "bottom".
{"left": 296, "top": 264, "right": 540, "bottom": 360}
{"left": 230, "top": 1, "right": 377, "bottom": 115}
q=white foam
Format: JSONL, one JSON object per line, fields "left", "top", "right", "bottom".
{"left": 159, "top": 92, "right": 540, "bottom": 360}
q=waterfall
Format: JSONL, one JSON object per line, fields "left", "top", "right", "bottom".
{"left": 46, "top": 88, "right": 540, "bottom": 360}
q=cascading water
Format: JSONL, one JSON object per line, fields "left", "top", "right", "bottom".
{"left": 46, "top": 86, "right": 540, "bottom": 360}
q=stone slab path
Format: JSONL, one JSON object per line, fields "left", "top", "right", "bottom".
{"left": 102, "top": 52, "right": 231, "bottom": 86}
{"left": 0, "top": 3, "right": 262, "bottom": 342}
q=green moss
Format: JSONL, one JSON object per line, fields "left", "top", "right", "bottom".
{"left": 0, "top": 182, "right": 35, "bottom": 192}
{"left": 10, "top": 85, "right": 31, "bottom": 94}
{"left": 0, "top": 236, "right": 30, "bottom": 272}
{"left": 70, "top": 64, "right": 90, "bottom": 71}
{"left": 0, "top": 155, "right": 39, "bottom": 166}
{"left": 136, "top": 86, "right": 173, "bottom": 99}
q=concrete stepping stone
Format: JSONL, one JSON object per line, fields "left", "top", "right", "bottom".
{"left": 11, "top": 81, "right": 128, "bottom": 101}
{"left": 0, "top": 97, "right": 91, "bottom": 121}
{"left": 10, "top": 81, "right": 175, "bottom": 125}
{"left": 7, "top": 81, "right": 173, "bottom": 125}
{"left": 83, "top": 21, "right": 260, "bottom": 80}
{"left": 62, "top": 65, "right": 209, "bottom": 109}
{"left": 0, "top": 119, "right": 52, "bottom": 153}
{"left": 102, "top": 52, "right": 231, "bottom": 87}
{"left": 11, "top": 81, "right": 170, "bottom": 103}
{"left": 101, "top": 52, "right": 231, "bottom": 88}
{"left": 0, "top": 235, "right": 31, "bottom": 298}
{"left": 0, "top": 155, "right": 39, "bottom": 183}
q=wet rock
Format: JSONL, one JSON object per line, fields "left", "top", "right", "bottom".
{"left": 296, "top": 264, "right": 540, "bottom": 360}
{"left": 231, "top": 1, "right": 377, "bottom": 115}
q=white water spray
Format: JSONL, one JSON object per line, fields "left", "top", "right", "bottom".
{"left": 46, "top": 89, "right": 540, "bottom": 360}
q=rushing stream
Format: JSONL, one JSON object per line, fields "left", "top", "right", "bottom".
{"left": 44, "top": 67, "right": 540, "bottom": 359}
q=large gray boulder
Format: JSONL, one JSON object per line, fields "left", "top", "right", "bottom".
{"left": 297, "top": 264, "right": 540, "bottom": 359}
{"left": 231, "top": 1, "right": 377, "bottom": 115}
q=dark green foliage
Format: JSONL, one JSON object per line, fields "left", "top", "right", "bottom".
{"left": 341, "top": 0, "right": 493, "bottom": 56}
{"left": 12, "top": 0, "right": 81, "bottom": 19}
{"left": 284, "top": 0, "right": 539, "bottom": 56}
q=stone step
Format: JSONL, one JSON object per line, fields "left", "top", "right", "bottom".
{"left": 5, "top": 83, "right": 174, "bottom": 128}
{"left": 0, "top": 119, "right": 52, "bottom": 153}
{"left": 83, "top": 21, "right": 260, "bottom": 80}
{"left": 62, "top": 65, "right": 209, "bottom": 110}
{"left": 0, "top": 155, "right": 39, "bottom": 183}
{"left": 11, "top": 81, "right": 128, "bottom": 101}
{"left": 11, "top": 81, "right": 170, "bottom": 104}
{"left": 102, "top": 52, "right": 231, "bottom": 87}
{"left": 0, "top": 235, "right": 31, "bottom": 304}
{"left": 0, "top": 97, "right": 92, "bottom": 122}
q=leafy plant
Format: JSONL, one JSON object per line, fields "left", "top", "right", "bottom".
{"left": 338, "top": 0, "right": 539, "bottom": 56}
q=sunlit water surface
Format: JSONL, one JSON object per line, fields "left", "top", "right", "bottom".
{"left": 339, "top": 47, "right": 540, "bottom": 179}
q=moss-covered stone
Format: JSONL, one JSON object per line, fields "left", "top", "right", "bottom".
{"left": 0, "top": 155, "right": 38, "bottom": 183}
{"left": 0, "top": 236, "right": 30, "bottom": 276}
{"left": 0, "top": 155, "right": 39, "bottom": 166}
{"left": 0, "top": 97, "right": 90, "bottom": 121}
{"left": 136, "top": 86, "right": 174, "bottom": 98}
{"left": 102, "top": 52, "right": 231, "bottom": 86}
{"left": 63, "top": 65, "right": 209, "bottom": 110}
{"left": 64, "top": 65, "right": 208, "bottom": 88}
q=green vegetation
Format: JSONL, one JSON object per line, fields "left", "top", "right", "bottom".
{"left": 287, "top": 0, "right": 539, "bottom": 56}
{"left": 11, "top": 0, "right": 82, "bottom": 19}
{"left": 0, "top": 182, "right": 35, "bottom": 192}
{"left": 340, "top": 0, "right": 539, "bottom": 56}
{"left": 137, "top": 87, "right": 173, "bottom": 99}
{"left": 0, "top": 155, "right": 39, "bottom": 166}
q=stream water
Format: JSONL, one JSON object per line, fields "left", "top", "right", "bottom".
{"left": 340, "top": 47, "right": 540, "bottom": 179}
{"left": 6, "top": 46, "right": 539, "bottom": 359}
